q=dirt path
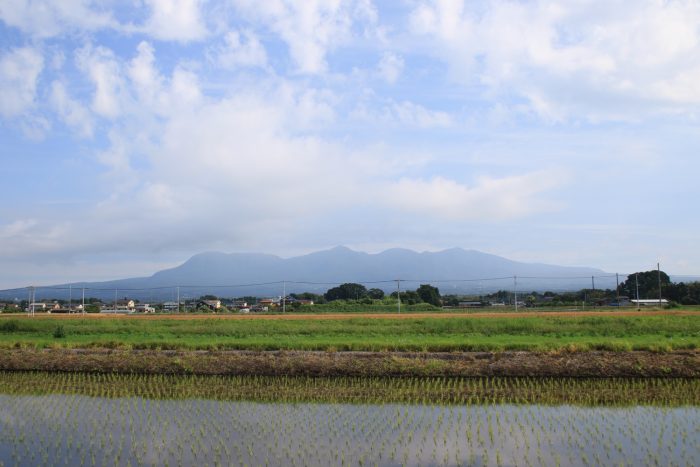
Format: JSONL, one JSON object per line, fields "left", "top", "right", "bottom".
{"left": 4, "top": 310, "right": 699, "bottom": 320}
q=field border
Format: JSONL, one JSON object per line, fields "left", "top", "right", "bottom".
{"left": 0, "top": 348, "right": 697, "bottom": 377}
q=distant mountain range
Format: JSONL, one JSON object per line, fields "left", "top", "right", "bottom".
{"left": 2, "top": 246, "right": 626, "bottom": 301}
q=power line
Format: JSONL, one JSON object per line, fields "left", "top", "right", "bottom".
{"left": 1, "top": 272, "right": 698, "bottom": 296}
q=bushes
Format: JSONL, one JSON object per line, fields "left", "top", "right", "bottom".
{"left": 53, "top": 325, "right": 66, "bottom": 339}
{"left": 0, "top": 320, "right": 19, "bottom": 332}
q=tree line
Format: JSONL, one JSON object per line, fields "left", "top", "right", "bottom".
{"left": 307, "top": 270, "right": 700, "bottom": 307}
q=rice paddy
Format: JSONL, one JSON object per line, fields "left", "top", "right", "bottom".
{"left": 0, "top": 373, "right": 698, "bottom": 466}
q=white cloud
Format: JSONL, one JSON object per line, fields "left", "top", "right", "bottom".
{"left": 0, "top": 46, "right": 43, "bottom": 118}
{"left": 0, "top": 0, "right": 116, "bottom": 38}
{"left": 231, "top": 0, "right": 374, "bottom": 74}
{"left": 128, "top": 41, "right": 202, "bottom": 116}
{"left": 384, "top": 171, "right": 565, "bottom": 221}
{"left": 143, "top": 0, "right": 208, "bottom": 42}
{"left": 409, "top": 0, "right": 700, "bottom": 120}
{"left": 213, "top": 30, "right": 268, "bottom": 69}
{"left": 49, "top": 81, "right": 94, "bottom": 138}
{"left": 75, "top": 45, "right": 125, "bottom": 118}
{"left": 352, "top": 99, "right": 452, "bottom": 128}
{"left": 377, "top": 52, "right": 403, "bottom": 84}
{"left": 390, "top": 100, "right": 451, "bottom": 128}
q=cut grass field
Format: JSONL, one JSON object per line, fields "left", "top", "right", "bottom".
{"left": 1, "top": 311, "right": 698, "bottom": 352}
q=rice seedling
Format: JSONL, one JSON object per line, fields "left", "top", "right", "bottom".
{"left": 0, "top": 373, "right": 698, "bottom": 466}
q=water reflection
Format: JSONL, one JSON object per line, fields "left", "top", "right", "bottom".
{"left": 0, "top": 393, "right": 697, "bottom": 466}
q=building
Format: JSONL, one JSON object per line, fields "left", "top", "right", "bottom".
{"left": 136, "top": 304, "right": 156, "bottom": 313}
{"left": 100, "top": 307, "right": 135, "bottom": 314}
{"left": 197, "top": 300, "right": 222, "bottom": 311}
{"left": 630, "top": 299, "right": 668, "bottom": 306}
{"left": 101, "top": 299, "right": 136, "bottom": 313}
{"left": 163, "top": 301, "right": 180, "bottom": 311}
{"left": 458, "top": 301, "right": 484, "bottom": 308}
{"left": 115, "top": 299, "right": 136, "bottom": 310}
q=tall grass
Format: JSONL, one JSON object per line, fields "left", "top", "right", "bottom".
{"left": 0, "top": 314, "right": 697, "bottom": 351}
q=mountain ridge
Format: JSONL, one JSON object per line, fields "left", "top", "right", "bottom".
{"left": 0, "top": 246, "right": 622, "bottom": 301}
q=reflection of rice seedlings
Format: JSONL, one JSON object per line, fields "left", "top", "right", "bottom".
{"left": 1, "top": 376, "right": 699, "bottom": 466}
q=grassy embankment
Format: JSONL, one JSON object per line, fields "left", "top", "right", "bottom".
{"left": 1, "top": 313, "right": 698, "bottom": 352}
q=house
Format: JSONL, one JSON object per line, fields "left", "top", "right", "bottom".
{"left": 197, "top": 300, "right": 221, "bottom": 311}
{"left": 136, "top": 304, "right": 156, "bottom": 313}
{"left": 295, "top": 299, "right": 314, "bottom": 306}
{"left": 258, "top": 298, "right": 278, "bottom": 307}
{"left": 163, "top": 301, "right": 180, "bottom": 311}
{"left": 101, "top": 299, "right": 136, "bottom": 313}
{"left": 115, "top": 299, "right": 136, "bottom": 310}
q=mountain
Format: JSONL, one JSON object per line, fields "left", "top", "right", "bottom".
{"left": 2, "top": 247, "right": 621, "bottom": 301}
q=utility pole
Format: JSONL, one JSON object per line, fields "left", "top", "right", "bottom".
{"left": 591, "top": 276, "right": 595, "bottom": 291}
{"left": 513, "top": 276, "right": 518, "bottom": 312}
{"left": 177, "top": 286, "right": 180, "bottom": 313}
{"left": 283, "top": 281, "right": 286, "bottom": 313}
{"left": 658, "top": 262, "right": 662, "bottom": 306}
{"left": 69, "top": 285, "right": 72, "bottom": 313}
{"left": 28, "top": 286, "right": 34, "bottom": 316}
{"left": 396, "top": 279, "right": 401, "bottom": 314}
{"left": 82, "top": 288, "right": 85, "bottom": 314}
{"left": 635, "top": 273, "right": 641, "bottom": 311}
{"left": 615, "top": 273, "right": 620, "bottom": 304}
{"left": 114, "top": 289, "right": 118, "bottom": 312}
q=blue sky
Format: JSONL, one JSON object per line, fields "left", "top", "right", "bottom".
{"left": 1, "top": 0, "right": 699, "bottom": 289}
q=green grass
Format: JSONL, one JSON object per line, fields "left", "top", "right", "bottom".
{"left": 1, "top": 371, "right": 697, "bottom": 406}
{"left": 0, "top": 314, "right": 698, "bottom": 351}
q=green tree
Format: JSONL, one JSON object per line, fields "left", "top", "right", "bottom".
{"left": 367, "top": 288, "right": 385, "bottom": 299}
{"left": 389, "top": 290, "right": 421, "bottom": 305}
{"left": 666, "top": 281, "right": 700, "bottom": 305}
{"left": 618, "top": 270, "right": 671, "bottom": 299}
{"left": 416, "top": 284, "right": 441, "bottom": 307}
{"left": 324, "top": 283, "right": 368, "bottom": 301}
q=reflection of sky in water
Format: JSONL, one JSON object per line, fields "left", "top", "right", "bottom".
{"left": 0, "top": 395, "right": 697, "bottom": 466}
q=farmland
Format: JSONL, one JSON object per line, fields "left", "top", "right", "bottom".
{"left": 1, "top": 312, "right": 698, "bottom": 466}
{"left": 1, "top": 311, "right": 698, "bottom": 352}
{"left": 0, "top": 373, "right": 698, "bottom": 467}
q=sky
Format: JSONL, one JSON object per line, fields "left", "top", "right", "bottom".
{"left": 1, "top": 0, "right": 699, "bottom": 289}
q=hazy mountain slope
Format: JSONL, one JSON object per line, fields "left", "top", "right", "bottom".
{"left": 1, "top": 246, "right": 621, "bottom": 301}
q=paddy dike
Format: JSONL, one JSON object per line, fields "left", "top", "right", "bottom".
{"left": 0, "top": 348, "right": 697, "bottom": 378}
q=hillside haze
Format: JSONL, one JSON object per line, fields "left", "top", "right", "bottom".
{"left": 4, "top": 247, "right": 618, "bottom": 301}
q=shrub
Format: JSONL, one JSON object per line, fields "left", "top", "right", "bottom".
{"left": 53, "top": 325, "right": 66, "bottom": 339}
{"left": 0, "top": 320, "right": 19, "bottom": 332}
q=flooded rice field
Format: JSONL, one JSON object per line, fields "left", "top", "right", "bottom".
{"left": 0, "top": 373, "right": 698, "bottom": 466}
